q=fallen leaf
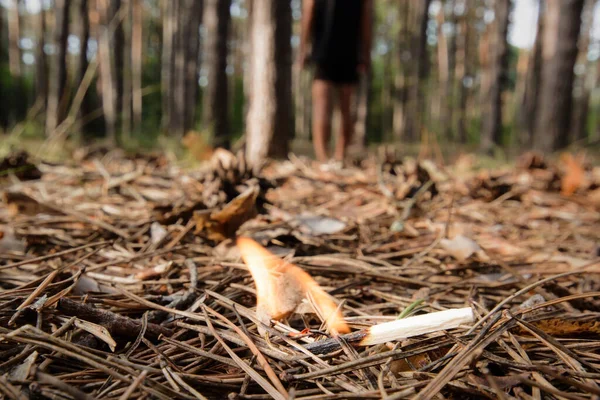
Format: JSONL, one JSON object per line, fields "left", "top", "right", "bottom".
{"left": 560, "top": 152, "right": 585, "bottom": 196}
{"left": 237, "top": 237, "right": 349, "bottom": 335}
{"left": 70, "top": 317, "right": 117, "bottom": 352}
{"left": 296, "top": 214, "right": 347, "bottom": 235}
{"left": 9, "top": 351, "right": 38, "bottom": 381}
{"left": 440, "top": 235, "right": 481, "bottom": 261}
{"left": 0, "top": 225, "right": 26, "bottom": 253}
{"left": 194, "top": 185, "right": 258, "bottom": 241}
{"left": 150, "top": 222, "right": 168, "bottom": 244}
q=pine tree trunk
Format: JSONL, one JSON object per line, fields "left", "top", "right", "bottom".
{"left": 35, "top": 6, "right": 48, "bottom": 111}
{"left": 392, "top": 0, "right": 410, "bottom": 140}
{"left": 184, "top": 0, "right": 202, "bottom": 134}
{"left": 519, "top": 0, "right": 545, "bottom": 147}
{"left": 76, "top": 0, "right": 90, "bottom": 120}
{"left": 111, "top": 0, "right": 124, "bottom": 132}
{"left": 354, "top": 72, "right": 371, "bottom": 149}
{"left": 481, "top": 0, "right": 511, "bottom": 153}
{"left": 533, "top": 0, "right": 585, "bottom": 151}
{"left": 97, "top": 0, "right": 117, "bottom": 142}
{"left": 46, "top": 0, "right": 70, "bottom": 137}
{"left": 245, "top": 0, "right": 292, "bottom": 167}
{"left": 131, "top": 0, "right": 143, "bottom": 133}
{"left": 8, "top": 0, "right": 21, "bottom": 78}
{"left": 121, "top": 0, "right": 132, "bottom": 139}
{"left": 455, "top": 0, "right": 471, "bottom": 143}
{"left": 203, "top": 0, "right": 231, "bottom": 148}
{"left": 570, "top": 0, "right": 595, "bottom": 142}
{"left": 161, "top": 0, "right": 175, "bottom": 133}
{"left": 404, "top": 0, "right": 432, "bottom": 142}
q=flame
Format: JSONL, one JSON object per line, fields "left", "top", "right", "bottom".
{"left": 236, "top": 237, "right": 349, "bottom": 335}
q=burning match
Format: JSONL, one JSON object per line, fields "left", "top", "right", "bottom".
{"left": 237, "top": 237, "right": 474, "bottom": 352}
{"left": 304, "top": 307, "right": 474, "bottom": 354}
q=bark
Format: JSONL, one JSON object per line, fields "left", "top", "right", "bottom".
{"left": 436, "top": 0, "right": 455, "bottom": 141}
{"left": 245, "top": 0, "right": 292, "bottom": 167}
{"left": 354, "top": 0, "right": 374, "bottom": 148}
{"left": 454, "top": 0, "right": 471, "bottom": 143}
{"left": 34, "top": 6, "right": 48, "bottom": 110}
{"left": 184, "top": 0, "right": 202, "bottom": 134}
{"left": 533, "top": 0, "right": 585, "bottom": 151}
{"left": 404, "top": 0, "right": 432, "bottom": 142}
{"left": 570, "top": 0, "right": 596, "bottom": 142}
{"left": 97, "top": 0, "right": 117, "bottom": 142}
{"left": 76, "top": 0, "right": 90, "bottom": 119}
{"left": 392, "top": 0, "right": 411, "bottom": 140}
{"left": 131, "top": 0, "right": 143, "bottom": 133}
{"left": 203, "top": 0, "right": 232, "bottom": 148}
{"left": 161, "top": 0, "right": 175, "bottom": 133}
{"left": 111, "top": 0, "right": 124, "bottom": 129}
{"left": 8, "top": 0, "right": 21, "bottom": 77}
{"left": 481, "top": 0, "right": 511, "bottom": 153}
{"left": 519, "top": 0, "right": 545, "bottom": 147}
{"left": 354, "top": 71, "right": 371, "bottom": 148}
{"left": 121, "top": 0, "right": 132, "bottom": 138}
{"left": 46, "top": 0, "right": 70, "bottom": 137}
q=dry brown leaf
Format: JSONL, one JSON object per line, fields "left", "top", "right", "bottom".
{"left": 560, "top": 152, "right": 585, "bottom": 196}
{"left": 194, "top": 185, "right": 258, "bottom": 241}
{"left": 440, "top": 235, "right": 481, "bottom": 261}
{"left": 236, "top": 237, "right": 349, "bottom": 335}
{"left": 181, "top": 130, "right": 215, "bottom": 161}
{"left": 68, "top": 317, "right": 117, "bottom": 351}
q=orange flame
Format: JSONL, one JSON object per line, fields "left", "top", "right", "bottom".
{"left": 236, "top": 237, "right": 349, "bottom": 335}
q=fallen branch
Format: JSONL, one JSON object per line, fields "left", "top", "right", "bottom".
{"left": 57, "top": 298, "right": 172, "bottom": 339}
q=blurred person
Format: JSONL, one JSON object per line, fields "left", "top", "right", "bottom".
{"left": 298, "top": 0, "right": 372, "bottom": 168}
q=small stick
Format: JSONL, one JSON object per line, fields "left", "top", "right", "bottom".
{"left": 305, "top": 307, "right": 473, "bottom": 355}
{"left": 57, "top": 298, "right": 172, "bottom": 339}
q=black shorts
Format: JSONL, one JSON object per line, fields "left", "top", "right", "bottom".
{"left": 314, "top": 62, "right": 359, "bottom": 85}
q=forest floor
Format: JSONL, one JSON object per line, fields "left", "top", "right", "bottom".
{"left": 0, "top": 147, "right": 599, "bottom": 399}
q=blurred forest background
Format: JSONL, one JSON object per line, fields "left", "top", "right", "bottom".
{"left": 0, "top": 0, "right": 599, "bottom": 162}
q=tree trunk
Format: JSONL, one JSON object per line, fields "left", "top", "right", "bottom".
{"left": 35, "top": 6, "right": 48, "bottom": 111}
{"left": 161, "top": 0, "right": 175, "bottom": 133}
{"left": 454, "top": 0, "right": 471, "bottom": 143}
{"left": 203, "top": 0, "right": 231, "bottom": 148}
{"left": 111, "top": 0, "right": 124, "bottom": 132}
{"left": 404, "top": 0, "right": 432, "bottom": 142}
{"left": 392, "top": 0, "right": 410, "bottom": 140}
{"left": 354, "top": 0, "right": 374, "bottom": 148}
{"left": 8, "top": 0, "right": 21, "bottom": 78}
{"left": 354, "top": 71, "right": 371, "bottom": 148}
{"left": 121, "top": 0, "right": 132, "bottom": 139}
{"left": 97, "top": 0, "right": 117, "bottom": 142}
{"left": 163, "top": 0, "right": 201, "bottom": 137}
{"left": 481, "top": 0, "right": 511, "bottom": 153}
{"left": 131, "top": 0, "right": 143, "bottom": 133}
{"left": 76, "top": 0, "right": 90, "bottom": 120}
{"left": 519, "top": 0, "right": 545, "bottom": 147}
{"left": 46, "top": 0, "right": 70, "bottom": 137}
{"left": 184, "top": 0, "right": 202, "bottom": 134}
{"left": 533, "top": 0, "right": 585, "bottom": 151}
{"left": 570, "top": 0, "right": 595, "bottom": 142}
{"left": 245, "top": 0, "right": 292, "bottom": 167}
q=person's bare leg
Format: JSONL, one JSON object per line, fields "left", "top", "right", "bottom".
{"left": 334, "top": 84, "right": 356, "bottom": 162}
{"left": 312, "top": 79, "right": 333, "bottom": 162}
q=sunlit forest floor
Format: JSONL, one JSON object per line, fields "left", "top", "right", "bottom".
{"left": 0, "top": 143, "right": 599, "bottom": 398}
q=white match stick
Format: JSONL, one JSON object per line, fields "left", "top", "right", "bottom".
{"left": 305, "top": 307, "right": 474, "bottom": 354}
{"left": 360, "top": 307, "right": 474, "bottom": 346}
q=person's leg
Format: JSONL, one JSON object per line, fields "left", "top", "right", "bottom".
{"left": 312, "top": 79, "right": 333, "bottom": 162}
{"left": 334, "top": 84, "right": 356, "bottom": 162}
